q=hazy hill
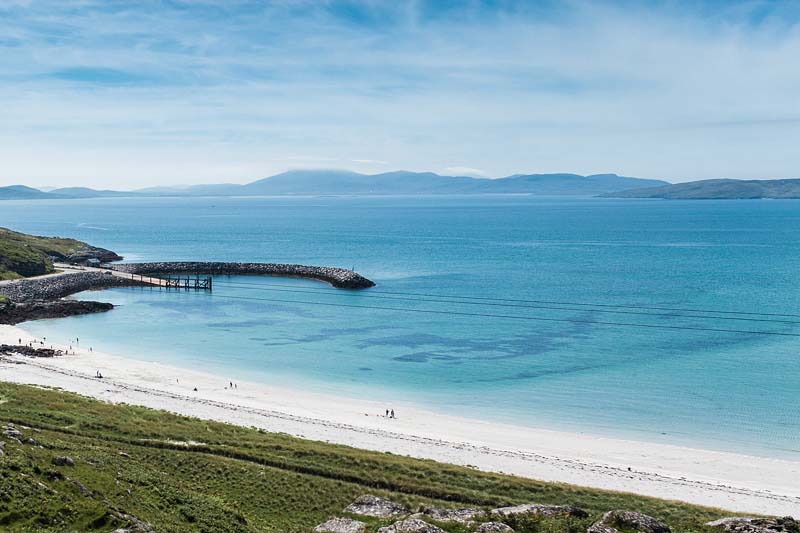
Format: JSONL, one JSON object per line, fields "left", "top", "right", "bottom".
{"left": 0, "top": 185, "right": 61, "bottom": 200}
{"left": 604, "top": 178, "right": 800, "bottom": 199}
{"left": 481, "top": 173, "right": 666, "bottom": 195}
{"left": 169, "top": 170, "right": 666, "bottom": 196}
{"left": 49, "top": 187, "right": 142, "bottom": 198}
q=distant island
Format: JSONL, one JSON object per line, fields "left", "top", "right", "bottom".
{"left": 0, "top": 170, "right": 667, "bottom": 200}
{"left": 604, "top": 178, "right": 800, "bottom": 199}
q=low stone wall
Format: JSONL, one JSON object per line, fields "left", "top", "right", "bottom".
{"left": 0, "top": 272, "right": 141, "bottom": 303}
{"left": 110, "top": 262, "right": 376, "bottom": 289}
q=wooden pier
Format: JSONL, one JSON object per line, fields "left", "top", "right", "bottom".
{"left": 162, "top": 274, "right": 213, "bottom": 291}
{"left": 119, "top": 272, "right": 213, "bottom": 292}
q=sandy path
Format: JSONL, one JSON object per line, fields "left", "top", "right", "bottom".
{"left": 1, "top": 324, "right": 797, "bottom": 516}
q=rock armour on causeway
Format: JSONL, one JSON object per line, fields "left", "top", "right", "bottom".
{"left": 0, "top": 272, "right": 142, "bottom": 303}
{"left": 110, "top": 262, "right": 375, "bottom": 289}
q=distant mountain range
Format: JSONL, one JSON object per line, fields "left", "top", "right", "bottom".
{"left": 7, "top": 172, "right": 800, "bottom": 200}
{"left": 604, "top": 178, "right": 800, "bottom": 199}
{"left": 0, "top": 170, "right": 668, "bottom": 200}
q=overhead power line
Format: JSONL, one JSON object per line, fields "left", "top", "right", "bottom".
{"left": 165, "top": 290, "right": 800, "bottom": 338}
{"left": 211, "top": 280, "right": 800, "bottom": 325}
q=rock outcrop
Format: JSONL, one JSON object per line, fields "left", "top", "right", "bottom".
{"left": 477, "top": 523, "right": 515, "bottom": 532}
{"left": 110, "top": 261, "right": 375, "bottom": 289}
{"left": 417, "top": 506, "right": 483, "bottom": 523}
{"left": 377, "top": 518, "right": 445, "bottom": 533}
{"left": 492, "top": 504, "right": 588, "bottom": 519}
{"left": 60, "top": 245, "right": 122, "bottom": 265}
{"left": 52, "top": 456, "right": 75, "bottom": 467}
{"left": 313, "top": 517, "right": 367, "bottom": 533}
{"left": 0, "top": 344, "right": 63, "bottom": 357}
{"left": 344, "top": 495, "right": 409, "bottom": 518}
{"left": 0, "top": 300, "right": 114, "bottom": 325}
{"left": 586, "top": 524, "right": 618, "bottom": 533}
{"left": 706, "top": 516, "right": 799, "bottom": 533}
{"left": 588, "top": 510, "right": 671, "bottom": 533}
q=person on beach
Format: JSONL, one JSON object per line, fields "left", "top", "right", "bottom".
{"left": 390, "top": 409, "right": 395, "bottom": 419}
{"left": 385, "top": 409, "right": 389, "bottom": 417}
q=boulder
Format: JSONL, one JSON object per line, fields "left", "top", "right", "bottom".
{"left": 110, "top": 511, "right": 154, "bottom": 532}
{"left": 418, "top": 505, "right": 483, "bottom": 523}
{"left": 587, "top": 523, "right": 622, "bottom": 533}
{"left": 345, "top": 495, "right": 408, "bottom": 518}
{"left": 3, "top": 425, "right": 23, "bottom": 440}
{"left": 477, "top": 522, "right": 515, "bottom": 532}
{"left": 313, "top": 517, "right": 367, "bottom": 533}
{"left": 492, "top": 503, "right": 588, "bottom": 519}
{"left": 588, "top": 510, "right": 671, "bottom": 533}
{"left": 52, "top": 456, "right": 75, "bottom": 467}
{"left": 706, "top": 516, "right": 799, "bottom": 533}
{"left": 377, "top": 518, "right": 445, "bottom": 533}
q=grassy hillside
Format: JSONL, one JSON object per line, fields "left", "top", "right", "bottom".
{"left": 0, "top": 382, "right": 730, "bottom": 532}
{"left": 0, "top": 228, "right": 96, "bottom": 280}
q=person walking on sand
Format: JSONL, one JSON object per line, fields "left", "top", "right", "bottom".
{"left": 390, "top": 409, "right": 395, "bottom": 419}
{"left": 385, "top": 409, "right": 389, "bottom": 417}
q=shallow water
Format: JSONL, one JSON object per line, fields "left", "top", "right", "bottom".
{"left": 3, "top": 195, "right": 800, "bottom": 458}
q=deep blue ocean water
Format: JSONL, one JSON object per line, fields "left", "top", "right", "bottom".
{"left": 2, "top": 195, "right": 799, "bottom": 458}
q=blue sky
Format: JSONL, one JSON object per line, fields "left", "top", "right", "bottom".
{"left": 1, "top": 0, "right": 799, "bottom": 188}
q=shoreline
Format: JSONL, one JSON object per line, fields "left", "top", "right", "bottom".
{"left": 1, "top": 323, "right": 798, "bottom": 516}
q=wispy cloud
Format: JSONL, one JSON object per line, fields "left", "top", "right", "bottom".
{"left": 0, "top": 1, "right": 799, "bottom": 187}
{"left": 444, "top": 166, "right": 488, "bottom": 177}
{"left": 352, "top": 159, "right": 389, "bottom": 165}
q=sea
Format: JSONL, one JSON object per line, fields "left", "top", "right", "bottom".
{"left": 2, "top": 195, "right": 799, "bottom": 459}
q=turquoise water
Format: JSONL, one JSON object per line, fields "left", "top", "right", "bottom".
{"left": 2, "top": 195, "right": 800, "bottom": 458}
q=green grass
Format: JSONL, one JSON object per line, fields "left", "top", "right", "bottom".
{"left": 0, "top": 227, "right": 91, "bottom": 280}
{"left": 0, "top": 382, "right": 731, "bottom": 532}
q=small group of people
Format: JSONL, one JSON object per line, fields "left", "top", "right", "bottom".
{"left": 95, "top": 370, "right": 103, "bottom": 378}
{"left": 385, "top": 408, "right": 396, "bottom": 419}
{"left": 226, "top": 381, "right": 238, "bottom": 390}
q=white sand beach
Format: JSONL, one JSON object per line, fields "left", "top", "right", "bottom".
{"left": 1, "top": 323, "right": 798, "bottom": 516}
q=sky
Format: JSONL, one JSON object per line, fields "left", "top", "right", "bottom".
{"left": 1, "top": 0, "right": 799, "bottom": 189}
